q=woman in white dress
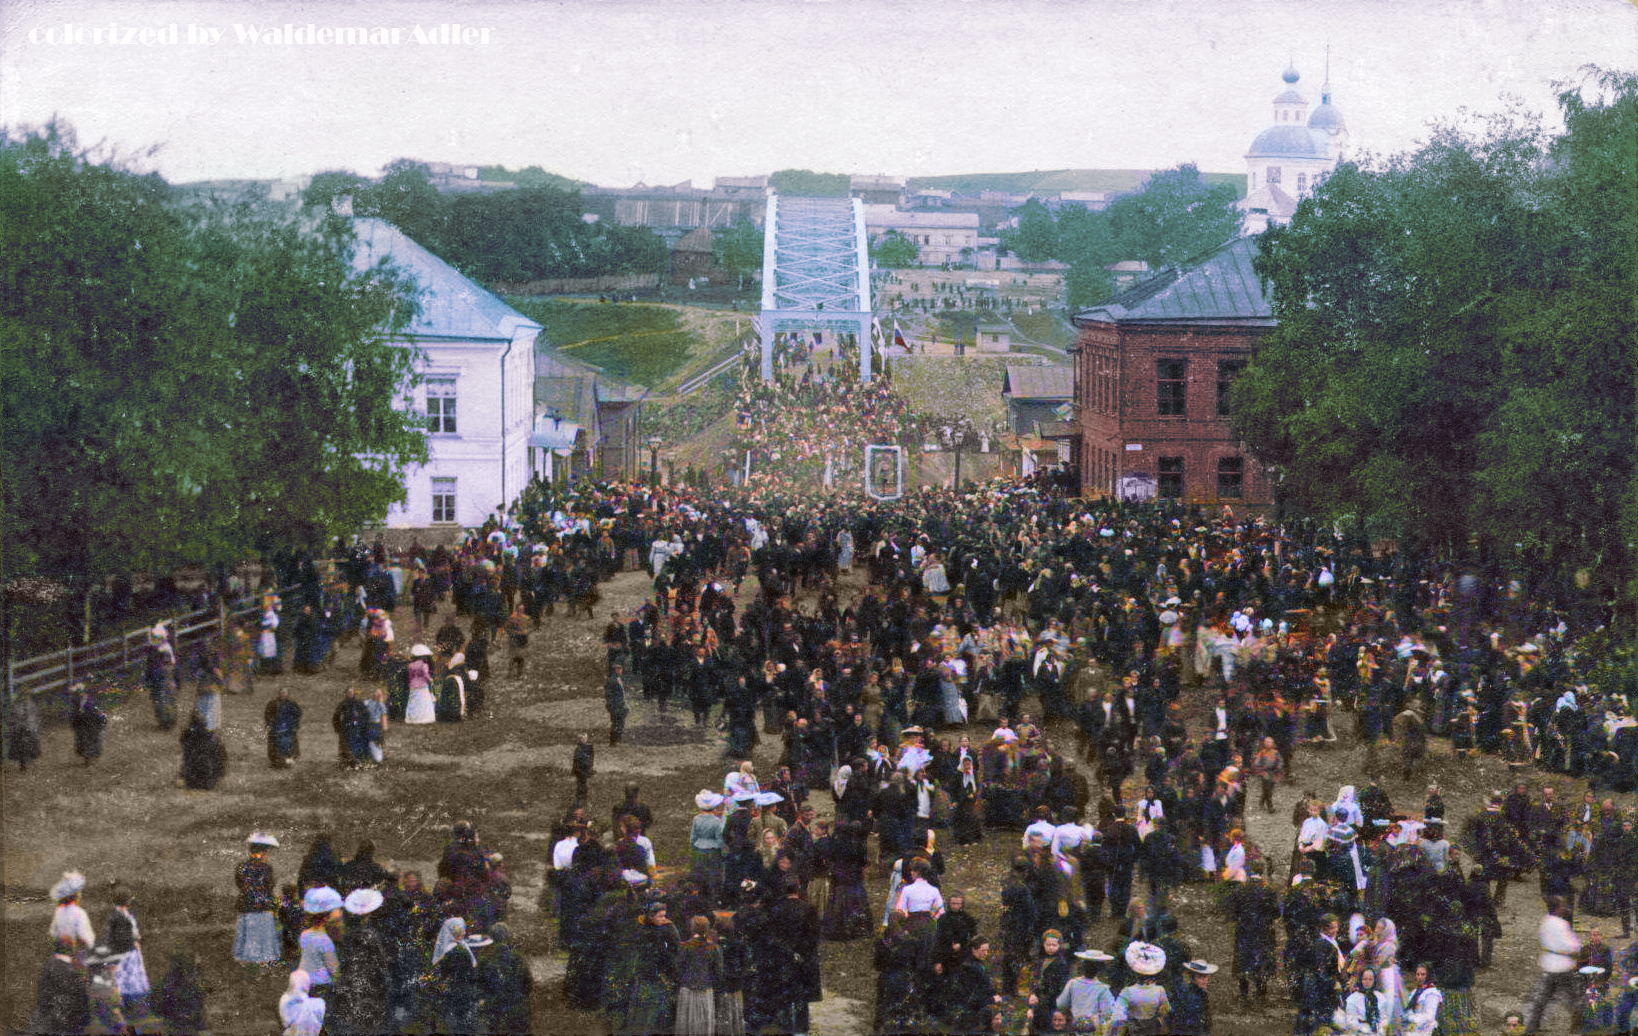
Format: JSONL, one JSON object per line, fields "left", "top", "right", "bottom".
{"left": 404, "top": 645, "right": 436, "bottom": 724}
{"left": 1399, "top": 963, "right": 1442, "bottom": 1036}
{"left": 1372, "top": 918, "right": 1405, "bottom": 1031}
{"left": 1338, "top": 967, "right": 1392, "bottom": 1035}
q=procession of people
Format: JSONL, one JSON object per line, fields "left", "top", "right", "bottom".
{"left": 15, "top": 459, "right": 1638, "bottom": 1034}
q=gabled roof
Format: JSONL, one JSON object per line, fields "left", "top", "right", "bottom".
{"left": 1003, "top": 364, "right": 1073, "bottom": 401}
{"left": 350, "top": 217, "right": 541, "bottom": 342}
{"left": 1237, "top": 184, "right": 1299, "bottom": 220}
{"left": 1073, "top": 236, "right": 1273, "bottom": 327}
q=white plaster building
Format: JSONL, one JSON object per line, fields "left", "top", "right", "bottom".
{"left": 863, "top": 205, "right": 981, "bottom": 266}
{"left": 1238, "top": 63, "right": 1350, "bottom": 234}
{"left": 350, "top": 218, "right": 541, "bottom": 529}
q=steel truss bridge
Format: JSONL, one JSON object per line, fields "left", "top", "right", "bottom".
{"left": 756, "top": 195, "right": 874, "bottom": 381}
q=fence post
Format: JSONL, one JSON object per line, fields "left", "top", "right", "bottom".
{"left": 66, "top": 639, "right": 74, "bottom": 687}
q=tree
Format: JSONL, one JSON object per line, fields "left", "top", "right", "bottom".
{"left": 0, "top": 121, "right": 427, "bottom": 587}
{"left": 1104, "top": 163, "right": 1241, "bottom": 268}
{"left": 713, "top": 220, "right": 766, "bottom": 287}
{"left": 870, "top": 231, "right": 920, "bottom": 269}
{"left": 1003, "top": 198, "right": 1058, "bottom": 262}
{"left": 1234, "top": 69, "right": 1635, "bottom": 607}
{"left": 769, "top": 169, "right": 850, "bottom": 196}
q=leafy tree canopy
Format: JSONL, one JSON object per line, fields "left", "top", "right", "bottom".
{"left": 304, "top": 162, "right": 666, "bottom": 282}
{"left": 2, "top": 122, "right": 428, "bottom": 585}
{"left": 770, "top": 169, "right": 850, "bottom": 196}
{"left": 869, "top": 230, "right": 920, "bottom": 269}
{"left": 1235, "top": 67, "right": 1636, "bottom": 605}
{"left": 712, "top": 220, "right": 765, "bottom": 287}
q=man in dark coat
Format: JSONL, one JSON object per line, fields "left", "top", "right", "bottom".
{"left": 605, "top": 664, "right": 629, "bottom": 747}
{"left": 763, "top": 879, "right": 823, "bottom": 1035}
{"left": 333, "top": 687, "right": 373, "bottom": 768}
{"left": 947, "top": 936, "right": 1001, "bottom": 1034}
{"left": 30, "top": 938, "right": 89, "bottom": 1036}
{"left": 572, "top": 734, "right": 595, "bottom": 807}
{"left": 1104, "top": 809, "right": 1141, "bottom": 920}
{"left": 1226, "top": 871, "right": 1281, "bottom": 1001}
{"left": 264, "top": 688, "right": 302, "bottom": 768}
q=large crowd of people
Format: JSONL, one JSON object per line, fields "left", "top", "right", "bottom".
{"left": 16, "top": 454, "right": 1638, "bottom": 1034}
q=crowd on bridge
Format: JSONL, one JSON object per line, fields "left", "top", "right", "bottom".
{"left": 17, "top": 466, "right": 1638, "bottom": 1035}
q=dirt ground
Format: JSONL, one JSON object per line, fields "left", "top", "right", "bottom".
{"left": 1, "top": 565, "right": 1603, "bottom": 1034}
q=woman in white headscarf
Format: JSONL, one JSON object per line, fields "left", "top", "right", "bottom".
{"left": 1331, "top": 786, "right": 1364, "bottom": 828}
{"left": 431, "top": 917, "right": 468, "bottom": 968}
{"left": 279, "top": 969, "right": 325, "bottom": 1036}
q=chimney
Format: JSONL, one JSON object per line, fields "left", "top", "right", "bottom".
{"left": 331, "top": 194, "right": 354, "bottom": 218}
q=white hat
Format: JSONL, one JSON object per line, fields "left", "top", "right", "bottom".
{"left": 461, "top": 933, "right": 494, "bottom": 948}
{"left": 247, "top": 831, "right": 280, "bottom": 847}
{"left": 1125, "top": 941, "right": 1167, "bottom": 976}
{"left": 1074, "top": 949, "right": 1114, "bottom": 962}
{"left": 344, "top": 888, "right": 384, "bottom": 915}
{"left": 754, "top": 792, "right": 784, "bottom": 807}
{"left": 302, "top": 886, "right": 343, "bottom": 914}
{"left": 695, "top": 790, "right": 725, "bottom": 811}
{"left": 1184, "top": 960, "right": 1220, "bottom": 975}
{"left": 410, "top": 644, "right": 434, "bottom": 658}
{"left": 622, "top": 869, "right": 651, "bottom": 886}
{"left": 49, "top": 871, "right": 86, "bottom": 902}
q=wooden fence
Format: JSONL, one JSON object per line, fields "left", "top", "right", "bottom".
{"left": 5, "top": 585, "right": 305, "bottom": 710}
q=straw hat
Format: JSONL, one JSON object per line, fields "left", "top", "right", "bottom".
{"left": 695, "top": 790, "right": 725, "bottom": 811}
{"left": 1184, "top": 960, "right": 1220, "bottom": 975}
{"left": 344, "top": 889, "right": 384, "bottom": 915}
{"left": 247, "top": 831, "right": 280, "bottom": 848}
{"left": 49, "top": 871, "right": 86, "bottom": 902}
{"left": 1125, "top": 941, "right": 1167, "bottom": 976}
{"left": 302, "top": 887, "right": 343, "bottom": 914}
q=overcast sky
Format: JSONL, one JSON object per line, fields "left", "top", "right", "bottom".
{"left": 3, "top": 0, "right": 1634, "bottom": 187}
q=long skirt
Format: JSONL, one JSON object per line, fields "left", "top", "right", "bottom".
{"left": 823, "top": 876, "right": 874, "bottom": 940}
{"left": 676, "top": 987, "right": 715, "bottom": 1036}
{"left": 1437, "top": 988, "right": 1482, "bottom": 1036}
{"left": 233, "top": 911, "right": 281, "bottom": 963}
{"left": 714, "top": 990, "right": 745, "bottom": 1036}
{"left": 115, "top": 944, "right": 150, "bottom": 996}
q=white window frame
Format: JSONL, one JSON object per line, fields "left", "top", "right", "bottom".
{"left": 426, "top": 376, "right": 458, "bottom": 435}
{"left": 431, "top": 477, "right": 458, "bottom": 523}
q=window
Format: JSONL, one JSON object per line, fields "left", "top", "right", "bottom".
{"left": 426, "top": 377, "right": 457, "bottom": 434}
{"left": 1158, "top": 457, "right": 1184, "bottom": 499}
{"left": 1297, "top": 172, "right": 1308, "bottom": 195}
{"left": 432, "top": 477, "right": 457, "bottom": 523}
{"left": 1217, "top": 456, "right": 1244, "bottom": 499}
{"left": 1266, "top": 165, "right": 1282, "bottom": 185}
{"left": 1217, "top": 360, "right": 1244, "bottom": 416}
{"left": 1156, "top": 359, "right": 1186, "bottom": 417}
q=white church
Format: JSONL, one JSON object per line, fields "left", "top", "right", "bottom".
{"left": 1238, "top": 62, "right": 1350, "bottom": 234}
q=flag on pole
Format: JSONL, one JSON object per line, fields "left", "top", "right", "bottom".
{"left": 893, "top": 319, "right": 907, "bottom": 350}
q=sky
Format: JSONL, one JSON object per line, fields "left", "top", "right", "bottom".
{"left": 3, "top": 0, "right": 1634, "bottom": 188}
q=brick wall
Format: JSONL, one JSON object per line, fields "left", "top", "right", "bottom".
{"left": 1072, "top": 321, "right": 1274, "bottom": 506}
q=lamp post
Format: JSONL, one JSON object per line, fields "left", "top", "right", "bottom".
{"left": 647, "top": 435, "right": 663, "bottom": 487}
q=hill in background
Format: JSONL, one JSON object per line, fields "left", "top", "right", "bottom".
{"left": 908, "top": 168, "right": 1246, "bottom": 198}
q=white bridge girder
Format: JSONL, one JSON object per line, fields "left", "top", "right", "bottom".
{"left": 757, "top": 195, "right": 874, "bottom": 381}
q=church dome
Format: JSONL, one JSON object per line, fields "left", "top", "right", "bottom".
{"left": 1282, "top": 64, "right": 1300, "bottom": 84}
{"left": 1274, "top": 88, "right": 1307, "bottom": 105}
{"left": 1309, "top": 96, "right": 1346, "bottom": 134}
{"left": 1247, "top": 124, "right": 1322, "bottom": 159}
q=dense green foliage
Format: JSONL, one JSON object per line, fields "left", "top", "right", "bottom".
{"left": 999, "top": 164, "right": 1242, "bottom": 310}
{"left": 305, "top": 162, "right": 667, "bottom": 282}
{"left": 1, "top": 122, "right": 428, "bottom": 585}
{"left": 908, "top": 168, "right": 1245, "bottom": 196}
{"left": 475, "top": 163, "right": 583, "bottom": 190}
{"left": 505, "top": 298, "right": 691, "bottom": 387}
{"left": 1235, "top": 68, "right": 1637, "bottom": 608}
{"left": 712, "top": 220, "right": 765, "bottom": 288}
{"left": 869, "top": 230, "right": 921, "bottom": 269}
{"left": 769, "top": 169, "right": 850, "bottom": 196}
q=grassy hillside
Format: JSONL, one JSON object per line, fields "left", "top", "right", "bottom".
{"left": 507, "top": 298, "right": 693, "bottom": 386}
{"left": 908, "top": 168, "right": 1246, "bottom": 199}
{"left": 505, "top": 298, "right": 748, "bottom": 389}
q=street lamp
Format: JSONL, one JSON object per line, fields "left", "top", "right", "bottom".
{"left": 646, "top": 435, "right": 663, "bottom": 486}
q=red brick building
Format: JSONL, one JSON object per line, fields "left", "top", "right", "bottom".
{"left": 1070, "top": 235, "right": 1275, "bottom": 506}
